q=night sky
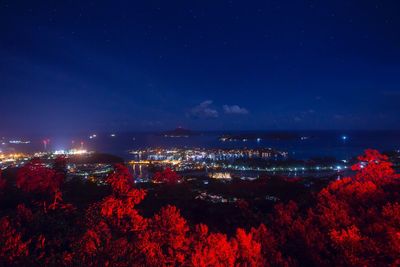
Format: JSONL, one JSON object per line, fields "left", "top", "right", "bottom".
{"left": 1, "top": 1, "right": 400, "bottom": 134}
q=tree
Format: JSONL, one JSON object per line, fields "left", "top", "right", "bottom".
{"left": 153, "top": 167, "right": 181, "bottom": 184}
{"left": 16, "top": 158, "right": 65, "bottom": 211}
{"left": 1, "top": 150, "right": 400, "bottom": 266}
{"left": 233, "top": 228, "right": 263, "bottom": 266}
{"left": 0, "top": 217, "right": 30, "bottom": 265}
{"left": 190, "top": 224, "right": 236, "bottom": 267}
{"left": 141, "top": 205, "right": 189, "bottom": 266}
{"left": 0, "top": 170, "right": 6, "bottom": 191}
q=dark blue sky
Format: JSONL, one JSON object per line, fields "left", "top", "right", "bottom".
{"left": 1, "top": 1, "right": 400, "bottom": 134}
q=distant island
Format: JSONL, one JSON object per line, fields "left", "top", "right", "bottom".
{"left": 161, "top": 127, "right": 198, "bottom": 138}
{"left": 219, "top": 132, "right": 300, "bottom": 142}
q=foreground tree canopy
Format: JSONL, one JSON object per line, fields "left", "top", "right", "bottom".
{"left": 0, "top": 149, "right": 400, "bottom": 266}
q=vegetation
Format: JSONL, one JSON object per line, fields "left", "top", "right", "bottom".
{"left": 0, "top": 149, "right": 400, "bottom": 266}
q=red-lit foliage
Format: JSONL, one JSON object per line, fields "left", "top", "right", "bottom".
{"left": 16, "top": 158, "right": 66, "bottom": 211}
{"left": 16, "top": 204, "right": 33, "bottom": 223}
{"left": 352, "top": 149, "right": 399, "bottom": 184}
{"left": 139, "top": 205, "right": 189, "bottom": 265}
{"left": 1, "top": 149, "right": 400, "bottom": 266}
{"left": 233, "top": 228, "right": 263, "bottom": 266}
{"left": 292, "top": 149, "right": 400, "bottom": 266}
{"left": 0, "top": 216, "right": 30, "bottom": 265}
{"left": 0, "top": 170, "right": 6, "bottom": 191}
{"left": 16, "top": 158, "right": 62, "bottom": 195}
{"left": 100, "top": 164, "right": 147, "bottom": 232}
{"left": 153, "top": 167, "right": 181, "bottom": 184}
{"left": 190, "top": 224, "right": 237, "bottom": 266}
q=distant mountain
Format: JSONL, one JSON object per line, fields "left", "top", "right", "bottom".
{"left": 219, "top": 132, "right": 299, "bottom": 142}
{"left": 161, "top": 127, "right": 198, "bottom": 138}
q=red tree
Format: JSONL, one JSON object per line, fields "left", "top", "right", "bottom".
{"left": 0, "top": 170, "right": 6, "bottom": 191}
{"left": 16, "top": 158, "right": 65, "bottom": 211}
{"left": 153, "top": 167, "right": 181, "bottom": 184}
{"left": 74, "top": 164, "right": 147, "bottom": 266}
{"left": 140, "top": 205, "right": 189, "bottom": 266}
{"left": 0, "top": 217, "right": 30, "bottom": 265}
{"left": 2, "top": 149, "right": 400, "bottom": 266}
{"left": 190, "top": 224, "right": 236, "bottom": 267}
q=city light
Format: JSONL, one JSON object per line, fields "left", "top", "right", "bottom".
{"left": 54, "top": 149, "right": 89, "bottom": 155}
{"left": 9, "top": 140, "right": 31, "bottom": 144}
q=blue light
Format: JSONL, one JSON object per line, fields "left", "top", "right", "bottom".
{"left": 341, "top": 135, "right": 348, "bottom": 141}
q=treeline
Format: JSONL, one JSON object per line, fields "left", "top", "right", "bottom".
{"left": 0, "top": 150, "right": 400, "bottom": 266}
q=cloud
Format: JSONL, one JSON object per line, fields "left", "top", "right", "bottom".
{"left": 188, "top": 100, "right": 219, "bottom": 119}
{"left": 334, "top": 114, "right": 344, "bottom": 120}
{"left": 294, "top": 116, "right": 302, "bottom": 122}
{"left": 223, "top": 105, "right": 249, "bottom": 115}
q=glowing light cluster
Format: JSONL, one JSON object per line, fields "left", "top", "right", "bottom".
{"left": 9, "top": 140, "right": 31, "bottom": 144}
{"left": 54, "top": 149, "right": 89, "bottom": 155}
